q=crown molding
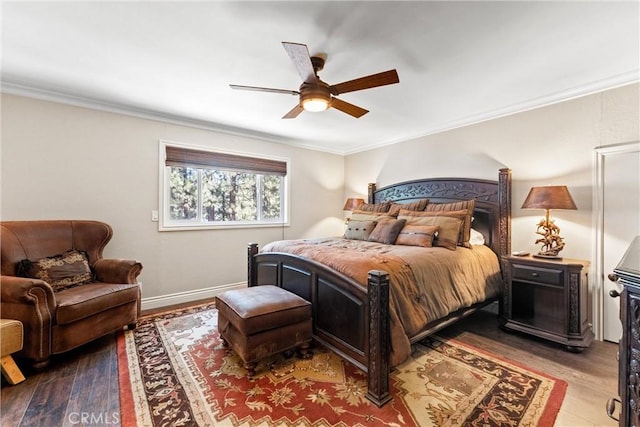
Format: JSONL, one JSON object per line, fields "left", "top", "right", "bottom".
{"left": 3, "top": 69, "right": 638, "bottom": 157}
{"left": 0, "top": 82, "right": 348, "bottom": 155}
{"left": 343, "top": 70, "right": 640, "bottom": 155}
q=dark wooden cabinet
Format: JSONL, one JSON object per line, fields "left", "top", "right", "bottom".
{"left": 502, "top": 255, "right": 593, "bottom": 351}
{"left": 607, "top": 236, "right": 640, "bottom": 426}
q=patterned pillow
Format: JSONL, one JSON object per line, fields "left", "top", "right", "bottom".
{"left": 344, "top": 220, "right": 378, "bottom": 241}
{"left": 17, "top": 250, "right": 93, "bottom": 292}
{"left": 396, "top": 224, "right": 439, "bottom": 248}
{"left": 368, "top": 218, "right": 406, "bottom": 245}
{"left": 424, "top": 200, "right": 476, "bottom": 247}
{"left": 398, "top": 209, "right": 465, "bottom": 250}
{"left": 387, "top": 198, "right": 429, "bottom": 216}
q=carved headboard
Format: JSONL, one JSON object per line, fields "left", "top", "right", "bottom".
{"left": 369, "top": 168, "right": 511, "bottom": 258}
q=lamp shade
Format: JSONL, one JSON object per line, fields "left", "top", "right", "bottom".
{"left": 521, "top": 186, "right": 577, "bottom": 210}
{"left": 343, "top": 198, "right": 365, "bottom": 211}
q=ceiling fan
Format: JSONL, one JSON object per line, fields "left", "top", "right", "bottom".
{"left": 230, "top": 42, "right": 399, "bottom": 119}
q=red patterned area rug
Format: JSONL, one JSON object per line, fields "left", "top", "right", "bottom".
{"left": 117, "top": 303, "right": 566, "bottom": 426}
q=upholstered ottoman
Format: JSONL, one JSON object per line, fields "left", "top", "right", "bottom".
{"left": 215, "top": 285, "right": 312, "bottom": 376}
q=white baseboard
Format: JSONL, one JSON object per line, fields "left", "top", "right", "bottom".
{"left": 141, "top": 281, "right": 247, "bottom": 311}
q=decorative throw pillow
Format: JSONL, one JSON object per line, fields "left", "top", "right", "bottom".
{"left": 398, "top": 209, "right": 465, "bottom": 250}
{"left": 368, "top": 218, "right": 406, "bottom": 245}
{"left": 355, "top": 202, "right": 392, "bottom": 213}
{"left": 344, "top": 220, "right": 378, "bottom": 241}
{"left": 425, "top": 199, "right": 476, "bottom": 247}
{"left": 396, "top": 224, "right": 439, "bottom": 248}
{"left": 387, "top": 198, "right": 429, "bottom": 216}
{"left": 17, "top": 250, "right": 93, "bottom": 292}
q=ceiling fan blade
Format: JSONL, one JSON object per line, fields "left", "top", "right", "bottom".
{"left": 331, "top": 97, "right": 369, "bottom": 118}
{"left": 229, "top": 84, "right": 299, "bottom": 95}
{"left": 282, "top": 42, "right": 317, "bottom": 83}
{"left": 329, "top": 69, "right": 399, "bottom": 95}
{"left": 282, "top": 104, "right": 305, "bottom": 119}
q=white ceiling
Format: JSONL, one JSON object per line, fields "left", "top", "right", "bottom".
{"left": 2, "top": 1, "right": 638, "bottom": 155}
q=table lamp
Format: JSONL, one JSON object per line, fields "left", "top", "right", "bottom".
{"left": 343, "top": 198, "right": 365, "bottom": 223}
{"left": 521, "top": 185, "right": 577, "bottom": 258}
{"left": 343, "top": 198, "right": 365, "bottom": 211}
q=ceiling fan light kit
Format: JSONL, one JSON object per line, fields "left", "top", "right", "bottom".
{"left": 230, "top": 41, "right": 399, "bottom": 119}
{"left": 300, "top": 81, "right": 330, "bottom": 112}
{"left": 302, "top": 98, "right": 329, "bottom": 112}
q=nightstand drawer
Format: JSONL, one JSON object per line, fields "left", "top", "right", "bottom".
{"left": 512, "top": 264, "right": 563, "bottom": 286}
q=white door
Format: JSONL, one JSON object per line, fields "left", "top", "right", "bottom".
{"left": 598, "top": 143, "right": 640, "bottom": 343}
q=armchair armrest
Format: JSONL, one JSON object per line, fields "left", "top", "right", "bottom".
{"left": 93, "top": 259, "right": 142, "bottom": 284}
{"left": 1, "top": 275, "right": 56, "bottom": 310}
{"left": 1, "top": 275, "right": 56, "bottom": 363}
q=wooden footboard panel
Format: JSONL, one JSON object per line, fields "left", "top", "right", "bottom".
{"left": 248, "top": 244, "right": 392, "bottom": 406}
{"left": 249, "top": 244, "right": 370, "bottom": 368}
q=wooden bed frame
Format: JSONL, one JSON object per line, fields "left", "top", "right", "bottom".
{"left": 248, "top": 168, "right": 511, "bottom": 406}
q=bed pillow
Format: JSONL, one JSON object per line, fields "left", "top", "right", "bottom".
{"left": 368, "top": 218, "right": 406, "bottom": 245}
{"left": 16, "top": 250, "right": 93, "bottom": 292}
{"left": 344, "top": 220, "right": 378, "bottom": 241}
{"left": 396, "top": 224, "right": 439, "bottom": 248}
{"left": 470, "top": 228, "right": 486, "bottom": 246}
{"left": 350, "top": 210, "right": 397, "bottom": 221}
{"left": 355, "top": 202, "right": 392, "bottom": 213}
{"left": 387, "top": 198, "right": 429, "bottom": 216}
{"left": 425, "top": 199, "right": 476, "bottom": 247}
{"left": 398, "top": 209, "right": 465, "bottom": 250}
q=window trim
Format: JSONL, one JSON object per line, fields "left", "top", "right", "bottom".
{"left": 158, "top": 140, "right": 290, "bottom": 231}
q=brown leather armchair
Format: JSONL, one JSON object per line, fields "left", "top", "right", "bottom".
{"left": 0, "top": 220, "right": 142, "bottom": 368}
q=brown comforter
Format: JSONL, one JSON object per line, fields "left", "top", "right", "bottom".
{"left": 261, "top": 238, "right": 503, "bottom": 366}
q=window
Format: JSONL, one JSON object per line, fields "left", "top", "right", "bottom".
{"left": 160, "top": 142, "right": 288, "bottom": 230}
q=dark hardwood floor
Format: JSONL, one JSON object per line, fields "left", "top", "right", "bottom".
{"left": 1, "top": 304, "right": 617, "bottom": 426}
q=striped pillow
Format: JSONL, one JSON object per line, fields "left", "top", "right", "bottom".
{"left": 425, "top": 200, "right": 475, "bottom": 247}
{"left": 396, "top": 224, "right": 439, "bottom": 247}
{"left": 398, "top": 209, "right": 466, "bottom": 250}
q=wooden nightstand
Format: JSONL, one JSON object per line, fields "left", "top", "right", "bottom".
{"left": 502, "top": 255, "right": 594, "bottom": 351}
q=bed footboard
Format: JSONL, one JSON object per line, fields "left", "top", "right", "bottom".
{"left": 247, "top": 243, "right": 392, "bottom": 407}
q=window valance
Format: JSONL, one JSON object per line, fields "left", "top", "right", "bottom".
{"left": 165, "top": 146, "right": 287, "bottom": 176}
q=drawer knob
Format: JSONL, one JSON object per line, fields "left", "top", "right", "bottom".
{"left": 608, "top": 273, "right": 619, "bottom": 282}
{"left": 531, "top": 272, "right": 539, "bottom": 277}
{"left": 609, "top": 289, "right": 621, "bottom": 298}
{"left": 606, "top": 397, "right": 620, "bottom": 421}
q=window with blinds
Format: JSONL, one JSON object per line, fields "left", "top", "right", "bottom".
{"left": 160, "top": 142, "right": 289, "bottom": 229}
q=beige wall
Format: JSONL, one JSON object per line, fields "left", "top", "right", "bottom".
{"left": 1, "top": 94, "right": 346, "bottom": 300}
{"left": 345, "top": 83, "right": 639, "bottom": 263}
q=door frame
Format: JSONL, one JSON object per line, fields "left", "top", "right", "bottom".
{"left": 593, "top": 141, "right": 640, "bottom": 340}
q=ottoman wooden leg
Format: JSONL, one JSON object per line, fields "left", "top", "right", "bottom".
{"left": 244, "top": 361, "right": 257, "bottom": 378}
{"left": 1, "top": 355, "right": 25, "bottom": 385}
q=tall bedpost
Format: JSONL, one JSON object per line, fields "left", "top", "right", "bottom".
{"left": 498, "top": 168, "right": 512, "bottom": 259}
{"left": 247, "top": 243, "right": 259, "bottom": 287}
{"left": 366, "top": 270, "right": 392, "bottom": 407}
{"left": 498, "top": 168, "right": 512, "bottom": 316}
{"left": 368, "top": 183, "right": 376, "bottom": 204}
